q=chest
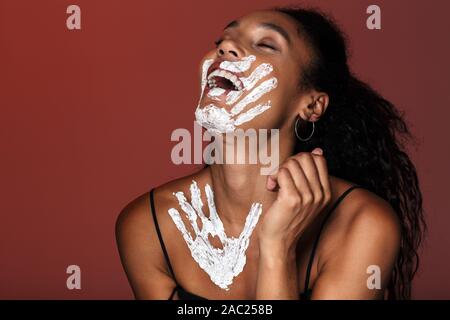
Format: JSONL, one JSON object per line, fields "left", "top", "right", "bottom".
{"left": 170, "top": 228, "right": 318, "bottom": 299}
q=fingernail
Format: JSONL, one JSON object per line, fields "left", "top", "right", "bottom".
{"left": 312, "top": 148, "right": 323, "bottom": 155}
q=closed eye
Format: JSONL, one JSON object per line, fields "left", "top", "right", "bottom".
{"left": 214, "top": 38, "right": 278, "bottom": 51}
{"left": 258, "top": 43, "right": 277, "bottom": 50}
{"left": 256, "top": 42, "right": 279, "bottom": 52}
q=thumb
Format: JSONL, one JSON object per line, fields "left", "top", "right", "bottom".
{"left": 266, "top": 167, "right": 279, "bottom": 191}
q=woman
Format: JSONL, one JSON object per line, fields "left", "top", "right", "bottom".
{"left": 115, "top": 6, "right": 425, "bottom": 300}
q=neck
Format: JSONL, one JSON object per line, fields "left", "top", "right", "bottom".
{"left": 206, "top": 126, "right": 295, "bottom": 226}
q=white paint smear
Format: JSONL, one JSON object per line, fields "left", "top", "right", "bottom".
{"left": 168, "top": 180, "right": 262, "bottom": 290}
{"left": 220, "top": 55, "right": 256, "bottom": 73}
{"left": 234, "top": 102, "right": 272, "bottom": 126}
{"left": 230, "top": 78, "right": 277, "bottom": 115}
{"left": 239, "top": 63, "right": 274, "bottom": 93}
{"left": 195, "top": 55, "right": 277, "bottom": 133}
{"left": 198, "top": 59, "right": 214, "bottom": 103}
{"left": 195, "top": 104, "right": 235, "bottom": 134}
{"left": 207, "top": 87, "right": 226, "bottom": 100}
{"left": 225, "top": 89, "right": 243, "bottom": 105}
{"left": 225, "top": 63, "right": 273, "bottom": 106}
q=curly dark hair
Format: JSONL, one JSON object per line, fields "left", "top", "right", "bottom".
{"left": 275, "top": 6, "right": 426, "bottom": 299}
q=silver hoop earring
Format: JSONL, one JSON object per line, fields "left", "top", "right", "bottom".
{"left": 295, "top": 117, "right": 315, "bottom": 142}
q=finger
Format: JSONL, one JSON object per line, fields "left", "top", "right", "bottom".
{"left": 277, "top": 167, "right": 296, "bottom": 192}
{"left": 310, "top": 148, "right": 331, "bottom": 202}
{"left": 311, "top": 147, "right": 323, "bottom": 156}
{"left": 266, "top": 176, "right": 277, "bottom": 191}
{"left": 295, "top": 153, "right": 322, "bottom": 203}
{"left": 283, "top": 158, "right": 312, "bottom": 197}
{"left": 266, "top": 169, "right": 279, "bottom": 191}
{"left": 276, "top": 167, "right": 301, "bottom": 208}
{"left": 267, "top": 163, "right": 282, "bottom": 191}
{"left": 267, "top": 149, "right": 324, "bottom": 192}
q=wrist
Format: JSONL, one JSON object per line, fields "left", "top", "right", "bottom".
{"left": 258, "top": 238, "right": 297, "bottom": 264}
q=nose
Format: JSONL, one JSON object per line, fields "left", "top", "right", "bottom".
{"left": 217, "top": 39, "right": 243, "bottom": 60}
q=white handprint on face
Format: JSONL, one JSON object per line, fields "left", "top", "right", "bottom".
{"left": 195, "top": 55, "right": 278, "bottom": 134}
{"left": 168, "top": 180, "right": 262, "bottom": 290}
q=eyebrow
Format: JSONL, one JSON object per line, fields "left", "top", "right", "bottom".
{"left": 224, "top": 20, "right": 291, "bottom": 45}
{"left": 224, "top": 20, "right": 239, "bottom": 30}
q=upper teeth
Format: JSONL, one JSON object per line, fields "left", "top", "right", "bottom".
{"left": 207, "top": 69, "right": 243, "bottom": 91}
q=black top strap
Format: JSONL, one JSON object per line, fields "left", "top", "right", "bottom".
{"left": 149, "top": 188, "right": 180, "bottom": 288}
{"left": 303, "top": 185, "right": 364, "bottom": 294}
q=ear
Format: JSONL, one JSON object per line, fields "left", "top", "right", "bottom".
{"left": 295, "top": 91, "right": 329, "bottom": 122}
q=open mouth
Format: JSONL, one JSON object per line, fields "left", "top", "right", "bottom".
{"left": 207, "top": 69, "right": 243, "bottom": 92}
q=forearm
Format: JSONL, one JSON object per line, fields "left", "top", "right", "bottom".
{"left": 255, "top": 241, "right": 300, "bottom": 300}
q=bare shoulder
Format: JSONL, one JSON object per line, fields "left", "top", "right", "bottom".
{"left": 115, "top": 186, "right": 170, "bottom": 299}
{"left": 342, "top": 185, "right": 401, "bottom": 242}
{"left": 115, "top": 168, "right": 207, "bottom": 240}
{"left": 115, "top": 191, "right": 152, "bottom": 242}
{"left": 114, "top": 168, "right": 209, "bottom": 299}
{"left": 309, "top": 178, "right": 402, "bottom": 298}
{"left": 319, "top": 178, "right": 402, "bottom": 267}
{"left": 149, "top": 168, "right": 211, "bottom": 221}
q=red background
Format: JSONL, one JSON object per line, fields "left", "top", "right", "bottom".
{"left": 1, "top": 0, "right": 449, "bottom": 299}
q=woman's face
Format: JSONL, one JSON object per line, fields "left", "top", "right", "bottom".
{"left": 195, "top": 10, "right": 311, "bottom": 134}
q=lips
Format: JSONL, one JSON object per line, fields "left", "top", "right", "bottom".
{"left": 206, "top": 60, "right": 222, "bottom": 77}
{"left": 206, "top": 60, "right": 244, "bottom": 92}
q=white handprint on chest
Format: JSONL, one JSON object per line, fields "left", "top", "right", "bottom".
{"left": 168, "top": 180, "right": 262, "bottom": 290}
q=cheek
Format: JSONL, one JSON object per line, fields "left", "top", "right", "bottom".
{"left": 274, "top": 69, "right": 300, "bottom": 106}
{"left": 268, "top": 73, "right": 292, "bottom": 106}
{"left": 261, "top": 77, "right": 299, "bottom": 127}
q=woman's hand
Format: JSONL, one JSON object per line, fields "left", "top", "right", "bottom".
{"left": 259, "top": 148, "right": 332, "bottom": 255}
